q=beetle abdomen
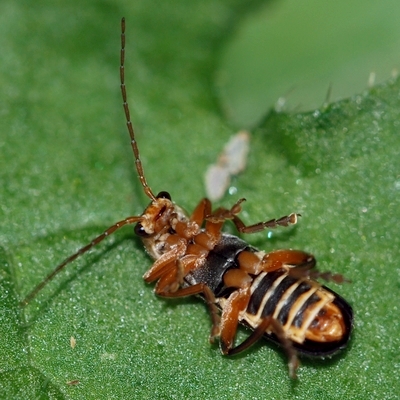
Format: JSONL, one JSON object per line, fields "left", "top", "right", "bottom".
{"left": 186, "top": 233, "right": 353, "bottom": 357}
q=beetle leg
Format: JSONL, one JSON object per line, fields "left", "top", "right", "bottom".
{"left": 154, "top": 257, "right": 198, "bottom": 293}
{"left": 263, "top": 249, "right": 316, "bottom": 272}
{"left": 238, "top": 249, "right": 348, "bottom": 283}
{"left": 233, "top": 212, "right": 299, "bottom": 234}
{"left": 219, "top": 286, "right": 252, "bottom": 354}
{"left": 155, "top": 283, "right": 221, "bottom": 341}
{"left": 268, "top": 318, "right": 299, "bottom": 379}
{"left": 265, "top": 249, "right": 316, "bottom": 267}
{"left": 188, "top": 198, "right": 226, "bottom": 249}
{"left": 224, "top": 317, "right": 272, "bottom": 356}
{"left": 237, "top": 249, "right": 315, "bottom": 275}
{"left": 296, "top": 269, "right": 350, "bottom": 284}
{"left": 221, "top": 315, "right": 299, "bottom": 379}
{"left": 143, "top": 240, "right": 187, "bottom": 282}
{"left": 268, "top": 251, "right": 349, "bottom": 283}
{"left": 205, "top": 198, "right": 299, "bottom": 234}
{"left": 190, "top": 198, "right": 212, "bottom": 225}
{"left": 205, "top": 198, "right": 246, "bottom": 223}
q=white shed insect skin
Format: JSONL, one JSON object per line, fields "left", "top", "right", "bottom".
{"left": 205, "top": 131, "right": 250, "bottom": 201}
{"left": 205, "top": 165, "right": 230, "bottom": 202}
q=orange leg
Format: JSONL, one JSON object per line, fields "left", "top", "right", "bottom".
{"left": 226, "top": 317, "right": 273, "bottom": 356}
{"left": 143, "top": 240, "right": 187, "bottom": 282}
{"left": 190, "top": 198, "right": 226, "bottom": 250}
{"left": 205, "top": 198, "right": 299, "bottom": 234}
{"left": 306, "top": 270, "right": 350, "bottom": 284}
{"left": 154, "top": 256, "right": 198, "bottom": 293}
{"left": 219, "top": 287, "right": 300, "bottom": 379}
{"left": 237, "top": 249, "right": 315, "bottom": 275}
{"left": 232, "top": 212, "right": 299, "bottom": 234}
{"left": 263, "top": 249, "right": 316, "bottom": 272}
{"left": 190, "top": 198, "right": 212, "bottom": 225}
{"left": 267, "top": 319, "right": 299, "bottom": 379}
{"left": 218, "top": 270, "right": 271, "bottom": 355}
{"left": 261, "top": 250, "right": 348, "bottom": 283}
{"left": 219, "top": 286, "right": 252, "bottom": 354}
{"left": 205, "top": 198, "right": 246, "bottom": 223}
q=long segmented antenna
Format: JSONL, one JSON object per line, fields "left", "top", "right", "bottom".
{"left": 20, "top": 216, "right": 142, "bottom": 305}
{"left": 21, "top": 18, "right": 149, "bottom": 305}
{"left": 120, "top": 17, "right": 156, "bottom": 201}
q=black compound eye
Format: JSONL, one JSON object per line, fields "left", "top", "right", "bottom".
{"left": 134, "top": 223, "right": 150, "bottom": 238}
{"left": 156, "top": 191, "right": 171, "bottom": 200}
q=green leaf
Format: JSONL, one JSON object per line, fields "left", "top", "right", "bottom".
{"left": 1, "top": 0, "right": 399, "bottom": 399}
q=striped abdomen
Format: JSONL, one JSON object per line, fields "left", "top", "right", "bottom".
{"left": 243, "top": 269, "right": 352, "bottom": 355}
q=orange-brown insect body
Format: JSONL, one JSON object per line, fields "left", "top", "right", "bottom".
{"left": 21, "top": 18, "right": 353, "bottom": 379}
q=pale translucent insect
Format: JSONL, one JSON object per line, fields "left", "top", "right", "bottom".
{"left": 205, "top": 130, "right": 250, "bottom": 201}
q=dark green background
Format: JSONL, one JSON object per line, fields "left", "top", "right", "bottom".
{"left": 1, "top": 0, "right": 399, "bottom": 398}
